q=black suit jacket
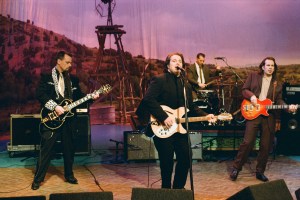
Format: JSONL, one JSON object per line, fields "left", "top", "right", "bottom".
{"left": 36, "top": 70, "right": 85, "bottom": 111}
{"left": 136, "top": 72, "right": 207, "bottom": 124}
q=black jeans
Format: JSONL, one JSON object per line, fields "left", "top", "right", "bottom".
{"left": 153, "top": 133, "right": 191, "bottom": 189}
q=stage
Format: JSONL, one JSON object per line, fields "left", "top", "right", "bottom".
{"left": 0, "top": 125, "right": 299, "bottom": 199}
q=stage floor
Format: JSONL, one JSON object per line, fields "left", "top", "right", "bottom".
{"left": 0, "top": 152, "right": 299, "bottom": 200}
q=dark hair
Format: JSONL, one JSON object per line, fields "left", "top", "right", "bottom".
{"left": 164, "top": 52, "right": 185, "bottom": 73}
{"left": 258, "top": 56, "right": 277, "bottom": 80}
{"left": 196, "top": 53, "right": 205, "bottom": 59}
{"left": 56, "top": 50, "right": 72, "bottom": 61}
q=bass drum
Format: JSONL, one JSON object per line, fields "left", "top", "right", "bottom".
{"left": 193, "top": 99, "right": 219, "bottom": 115}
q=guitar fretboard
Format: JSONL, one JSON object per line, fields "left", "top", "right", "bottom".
{"left": 67, "top": 94, "right": 93, "bottom": 110}
{"left": 266, "top": 105, "right": 290, "bottom": 110}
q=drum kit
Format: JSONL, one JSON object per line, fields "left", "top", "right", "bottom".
{"left": 192, "top": 74, "right": 244, "bottom": 126}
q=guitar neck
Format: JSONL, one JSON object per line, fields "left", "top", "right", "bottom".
{"left": 67, "top": 94, "right": 92, "bottom": 110}
{"left": 266, "top": 104, "right": 289, "bottom": 110}
{"left": 179, "top": 116, "right": 208, "bottom": 123}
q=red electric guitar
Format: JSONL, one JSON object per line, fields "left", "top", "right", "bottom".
{"left": 241, "top": 98, "right": 298, "bottom": 120}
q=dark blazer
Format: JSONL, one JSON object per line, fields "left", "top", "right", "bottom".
{"left": 36, "top": 71, "right": 85, "bottom": 110}
{"left": 242, "top": 72, "right": 284, "bottom": 102}
{"left": 242, "top": 72, "right": 285, "bottom": 116}
{"left": 136, "top": 72, "right": 207, "bottom": 124}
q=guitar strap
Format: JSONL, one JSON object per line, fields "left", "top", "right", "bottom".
{"left": 272, "top": 81, "right": 277, "bottom": 103}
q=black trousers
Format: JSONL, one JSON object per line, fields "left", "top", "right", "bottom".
{"left": 153, "top": 133, "right": 191, "bottom": 189}
{"left": 33, "top": 119, "right": 75, "bottom": 183}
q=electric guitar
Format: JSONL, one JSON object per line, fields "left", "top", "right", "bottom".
{"left": 241, "top": 98, "right": 298, "bottom": 120}
{"left": 150, "top": 105, "right": 232, "bottom": 138}
{"left": 40, "top": 84, "right": 112, "bottom": 130}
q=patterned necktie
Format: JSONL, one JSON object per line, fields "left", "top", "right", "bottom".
{"left": 58, "top": 73, "right": 65, "bottom": 97}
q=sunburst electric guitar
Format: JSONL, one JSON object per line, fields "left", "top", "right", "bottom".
{"left": 241, "top": 98, "right": 298, "bottom": 120}
{"left": 150, "top": 105, "right": 233, "bottom": 138}
{"left": 40, "top": 84, "right": 112, "bottom": 130}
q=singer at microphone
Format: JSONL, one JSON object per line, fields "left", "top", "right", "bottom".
{"left": 214, "top": 57, "right": 225, "bottom": 60}
{"left": 176, "top": 66, "right": 185, "bottom": 71}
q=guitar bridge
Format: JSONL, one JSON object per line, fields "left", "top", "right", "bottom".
{"left": 48, "top": 112, "right": 58, "bottom": 120}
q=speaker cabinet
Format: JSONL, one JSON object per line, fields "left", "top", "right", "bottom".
{"left": 124, "top": 131, "right": 202, "bottom": 161}
{"left": 7, "top": 114, "right": 41, "bottom": 153}
{"left": 227, "top": 179, "right": 293, "bottom": 200}
{"left": 7, "top": 114, "right": 90, "bottom": 156}
{"left": 131, "top": 188, "right": 193, "bottom": 200}
{"left": 49, "top": 192, "right": 113, "bottom": 200}
{"left": 71, "top": 115, "right": 91, "bottom": 155}
{"left": 276, "top": 84, "right": 300, "bottom": 155}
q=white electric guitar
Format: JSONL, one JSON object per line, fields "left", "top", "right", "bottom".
{"left": 150, "top": 105, "right": 232, "bottom": 138}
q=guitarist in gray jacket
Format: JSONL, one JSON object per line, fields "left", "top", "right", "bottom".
{"left": 136, "top": 52, "right": 216, "bottom": 189}
{"left": 31, "top": 51, "right": 99, "bottom": 190}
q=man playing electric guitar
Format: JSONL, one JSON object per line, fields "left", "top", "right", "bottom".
{"left": 136, "top": 52, "right": 216, "bottom": 190}
{"left": 229, "top": 57, "right": 297, "bottom": 182}
{"left": 31, "top": 51, "right": 100, "bottom": 190}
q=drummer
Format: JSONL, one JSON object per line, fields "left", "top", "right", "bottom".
{"left": 186, "top": 53, "right": 221, "bottom": 97}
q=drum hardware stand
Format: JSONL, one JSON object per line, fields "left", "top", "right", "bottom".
{"left": 217, "top": 58, "right": 244, "bottom": 162}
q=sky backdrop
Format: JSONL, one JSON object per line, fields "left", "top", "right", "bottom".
{"left": 1, "top": 0, "right": 300, "bottom": 66}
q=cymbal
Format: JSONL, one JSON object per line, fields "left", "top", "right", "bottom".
{"left": 197, "top": 89, "right": 215, "bottom": 93}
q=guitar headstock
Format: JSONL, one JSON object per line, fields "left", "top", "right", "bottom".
{"left": 95, "top": 84, "right": 112, "bottom": 95}
{"left": 217, "top": 113, "right": 233, "bottom": 121}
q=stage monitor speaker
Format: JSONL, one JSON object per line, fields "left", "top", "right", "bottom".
{"left": 131, "top": 188, "right": 193, "bottom": 200}
{"left": 227, "top": 179, "right": 293, "bottom": 200}
{"left": 0, "top": 196, "right": 46, "bottom": 200}
{"left": 49, "top": 191, "right": 113, "bottom": 200}
{"left": 295, "top": 188, "right": 300, "bottom": 200}
{"left": 124, "top": 131, "right": 202, "bottom": 161}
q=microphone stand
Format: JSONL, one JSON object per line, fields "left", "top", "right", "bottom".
{"left": 217, "top": 58, "right": 244, "bottom": 161}
{"left": 179, "top": 71, "right": 194, "bottom": 200}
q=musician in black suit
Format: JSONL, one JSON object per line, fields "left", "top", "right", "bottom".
{"left": 136, "top": 52, "right": 216, "bottom": 189}
{"left": 31, "top": 51, "right": 99, "bottom": 190}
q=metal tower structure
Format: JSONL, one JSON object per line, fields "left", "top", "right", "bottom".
{"left": 92, "top": 0, "right": 137, "bottom": 123}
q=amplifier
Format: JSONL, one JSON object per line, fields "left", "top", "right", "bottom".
{"left": 283, "top": 84, "right": 300, "bottom": 104}
{"left": 7, "top": 114, "right": 91, "bottom": 156}
{"left": 124, "top": 131, "right": 202, "bottom": 161}
{"left": 7, "top": 114, "right": 41, "bottom": 154}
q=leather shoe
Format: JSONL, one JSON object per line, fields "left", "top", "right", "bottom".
{"left": 65, "top": 176, "right": 78, "bottom": 184}
{"left": 256, "top": 172, "right": 269, "bottom": 182}
{"left": 229, "top": 168, "right": 240, "bottom": 181}
{"left": 31, "top": 181, "right": 40, "bottom": 190}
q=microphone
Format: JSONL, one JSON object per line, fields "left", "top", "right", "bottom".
{"left": 176, "top": 66, "right": 185, "bottom": 71}
{"left": 214, "top": 57, "right": 225, "bottom": 60}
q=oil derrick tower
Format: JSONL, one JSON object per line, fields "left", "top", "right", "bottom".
{"left": 92, "top": 0, "right": 138, "bottom": 123}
